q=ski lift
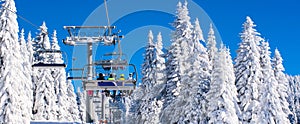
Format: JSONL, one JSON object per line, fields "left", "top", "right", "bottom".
{"left": 66, "top": 68, "right": 87, "bottom": 80}
{"left": 95, "top": 52, "right": 128, "bottom": 71}
{"left": 62, "top": 26, "right": 120, "bottom": 46}
{"left": 32, "top": 50, "right": 67, "bottom": 69}
{"left": 81, "top": 63, "right": 138, "bottom": 91}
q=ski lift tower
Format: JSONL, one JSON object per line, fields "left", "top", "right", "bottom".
{"left": 63, "top": 26, "right": 122, "bottom": 123}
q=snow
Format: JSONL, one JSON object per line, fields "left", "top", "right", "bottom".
{"left": 0, "top": 0, "right": 32, "bottom": 123}
{"left": 0, "top": 0, "right": 298, "bottom": 123}
{"left": 234, "top": 16, "right": 264, "bottom": 123}
{"left": 207, "top": 45, "right": 239, "bottom": 124}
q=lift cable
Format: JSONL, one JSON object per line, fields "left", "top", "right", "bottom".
{"left": 103, "top": 0, "right": 110, "bottom": 27}
{"left": 1, "top": 4, "right": 48, "bottom": 34}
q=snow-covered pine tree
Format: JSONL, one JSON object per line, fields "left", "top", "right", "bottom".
{"left": 286, "top": 75, "right": 298, "bottom": 123}
{"left": 141, "top": 30, "right": 155, "bottom": 94}
{"left": 0, "top": 0, "right": 32, "bottom": 123}
{"left": 295, "top": 76, "right": 300, "bottom": 123}
{"left": 152, "top": 32, "right": 166, "bottom": 97}
{"left": 206, "top": 23, "right": 217, "bottom": 62}
{"left": 224, "top": 45, "right": 242, "bottom": 119}
{"left": 49, "top": 30, "right": 79, "bottom": 122}
{"left": 207, "top": 45, "right": 239, "bottom": 124}
{"left": 163, "top": 1, "right": 193, "bottom": 111}
{"left": 192, "top": 18, "right": 211, "bottom": 94}
{"left": 66, "top": 80, "right": 80, "bottom": 122}
{"left": 32, "top": 23, "right": 58, "bottom": 121}
{"left": 272, "top": 48, "right": 293, "bottom": 123}
{"left": 258, "top": 41, "right": 290, "bottom": 123}
{"left": 32, "top": 22, "right": 51, "bottom": 64}
{"left": 294, "top": 76, "right": 300, "bottom": 123}
{"left": 134, "top": 30, "right": 157, "bottom": 123}
{"left": 77, "top": 88, "right": 86, "bottom": 123}
{"left": 140, "top": 32, "right": 166, "bottom": 124}
{"left": 126, "top": 87, "right": 143, "bottom": 124}
{"left": 27, "top": 31, "right": 34, "bottom": 64}
{"left": 19, "top": 29, "right": 33, "bottom": 121}
{"left": 50, "top": 30, "right": 63, "bottom": 64}
{"left": 32, "top": 68, "right": 58, "bottom": 120}
{"left": 177, "top": 1, "right": 194, "bottom": 75}
{"left": 234, "top": 16, "right": 263, "bottom": 123}
{"left": 162, "top": 15, "right": 211, "bottom": 124}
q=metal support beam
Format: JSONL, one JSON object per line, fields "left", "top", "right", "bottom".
{"left": 86, "top": 42, "right": 95, "bottom": 123}
{"left": 102, "top": 93, "right": 106, "bottom": 122}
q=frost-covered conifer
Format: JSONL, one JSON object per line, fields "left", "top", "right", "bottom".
{"left": 258, "top": 41, "right": 290, "bottom": 123}
{"left": 152, "top": 32, "right": 166, "bottom": 93}
{"left": 77, "top": 88, "right": 86, "bottom": 123}
{"left": 234, "top": 16, "right": 263, "bottom": 123}
{"left": 272, "top": 48, "right": 292, "bottom": 123}
{"left": 294, "top": 75, "right": 299, "bottom": 122}
{"left": 206, "top": 24, "right": 217, "bottom": 62}
{"left": 66, "top": 80, "right": 80, "bottom": 122}
{"left": 135, "top": 31, "right": 166, "bottom": 124}
{"left": 32, "top": 23, "right": 58, "bottom": 121}
{"left": 49, "top": 30, "right": 79, "bottom": 122}
{"left": 19, "top": 29, "right": 33, "bottom": 121}
{"left": 286, "top": 75, "right": 298, "bottom": 123}
{"left": 207, "top": 45, "right": 239, "bottom": 124}
{"left": 162, "top": 7, "right": 210, "bottom": 123}
{"left": 32, "top": 68, "right": 58, "bottom": 120}
{"left": 141, "top": 30, "right": 155, "bottom": 93}
{"left": 33, "top": 22, "right": 51, "bottom": 63}
{"left": 163, "top": 1, "right": 193, "bottom": 111}
{"left": 27, "top": 32, "right": 34, "bottom": 64}
{"left": 0, "top": 0, "right": 32, "bottom": 123}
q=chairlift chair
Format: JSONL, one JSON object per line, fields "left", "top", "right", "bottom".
{"left": 81, "top": 63, "right": 138, "bottom": 91}
{"left": 62, "top": 26, "right": 119, "bottom": 46}
{"left": 32, "top": 50, "right": 67, "bottom": 69}
{"left": 95, "top": 52, "right": 128, "bottom": 71}
{"left": 66, "top": 68, "right": 87, "bottom": 80}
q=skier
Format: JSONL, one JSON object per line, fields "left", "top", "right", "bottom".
{"left": 119, "top": 74, "right": 125, "bottom": 80}
{"left": 128, "top": 73, "right": 136, "bottom": 85}
{"left": 97, "top": 73, "right": 105, "bottom": 80}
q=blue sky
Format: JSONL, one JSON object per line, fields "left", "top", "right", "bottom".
{"left": 14, "top": 0, "right": 300, "bottom": 84}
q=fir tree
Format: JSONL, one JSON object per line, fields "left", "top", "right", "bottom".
{"left": 32, "top": 23, "right": 58, "bottom": 121}
{"left": 207, "top": 45, "right": 239, "bottom": 124}
{"left": 141, "top": 30, "right": 155, "bottom": 93}
{"left": 162, "top": 4, "right": 211, "bottom": 122}
{"left": 143, "top": 32, "right": 166, "bottom": 123}
{"left": 286, "top": 75, "right": 298, "bottom": 123}
{"left": 66, "top": 80, "right": 80, "bottom": 122}
{"left": 206, "top": 23, "right": 217, "bottom": 62}
{"left": 19, "top": 28, "right": 33, "bottom": 121}
{"left": 0, "top": 0, "right": 32, "bottom": 123}
{"left": 258, "top": 41, "right": 290, "bottom": 123}
{"left": 234, "top": 16, "right": 263, "bottom": 123}
{"left": 27, "top": 31, "right": 34, "bottom": 64}
{"left": 33, "top": 22, "right": 50, "bottom": 63}
{"left": 77, "top": 88, "right": 86, "bottom": 123}
{"left": 163, "top": 1, "right": 193, "bottom": 111}
{"left": 49, "top": 30, "right": 79, "bottom": 121}
{"left": 135, "top": 30, "right": 161, "bottom": 123}
{"left": 272, "top": 48, "right": 293, "bottom": 123}
{"left": 152, "top": 32, "right": 166, "bottom": 95}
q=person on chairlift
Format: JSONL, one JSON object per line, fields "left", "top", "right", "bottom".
{"left": 108, "top": 73, "right": 117, "bottom": 98}
{"left": 108, "top": 73, "right": 116, "bottom": 80}
{"left": 97, "top": 73, "right": 105, "bottom": 80}
{"left": 119, "top": 74, "right": 125, "bottom": 80}
{"left": 128, "top": 73, "right": 136, "bottom": 85}
{"left": 128, "top": 73, "right": 133, "bottom": 80}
